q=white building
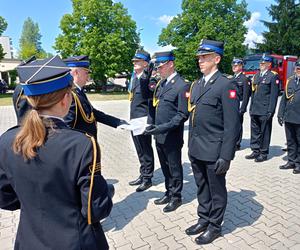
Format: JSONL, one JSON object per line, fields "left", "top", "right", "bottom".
{"left": 0, "top": 36, "right": 13, "bottom": 59}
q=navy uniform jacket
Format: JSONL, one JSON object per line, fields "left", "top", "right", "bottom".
{"left": 250, "top": 70, "right": 279, "bottom": 116}
{"left": 12, "top": 84, "right": 32, "bottom": 125}
{"left": 129, "top": 76, "right": 151, "bottom": 119}
{"left": 153, "top": 74, "right": 190, "bottom": 145}
{"left": 188, "top": 71, "right": 240, "bottom": 161}
{"left": 278, "top": 75, "right": 300, "bottom": 124}
{"left": 234, "top": 73, "right": 251, "bottom": 113}
{"left": 64, "top": 87, "right": 121, "bottom": 138}
{"left": 0, "top": 118, "right": 112, "bottom": 250}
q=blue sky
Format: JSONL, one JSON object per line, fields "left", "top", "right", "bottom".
{"left": 0, "top": 0, "right": 274, "bottom": 56}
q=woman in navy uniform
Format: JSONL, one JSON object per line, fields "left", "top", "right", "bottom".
{"left": 145, "top": 51, "right": 190, "bottom": 213}
{"left": 186, "top": 40, "right": 240, "bottom": 244}
{"left": 278, "top": 59, "right": 300, "bottom": 174}
{"left": 0, "top": 56, "right": 113, "bottom": 250}
{"left": 63, "top": 56, "right": 127, "bottom": 140}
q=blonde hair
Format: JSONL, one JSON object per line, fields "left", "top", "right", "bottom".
{"left": 13, "top": 86, "right": 71, "bottom": 160}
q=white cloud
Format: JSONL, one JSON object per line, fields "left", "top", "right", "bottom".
{"left": 244, "top": 29, "right": 264, "bottom": 48}
{"left": 244, "top": 12, "right": 261, "bottom": 29}
{"left": 157, "top": 15, "right": 174, "bottom": 25}
{"left": 243, "top": 12, "right": 264, "bottom": 48}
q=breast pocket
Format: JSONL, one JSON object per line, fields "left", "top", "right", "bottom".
{"left": 200, "top": 97, "right": 219, "bottom": 115}
{"left": 163, "top": 93, "right": 177, "bottom": 103}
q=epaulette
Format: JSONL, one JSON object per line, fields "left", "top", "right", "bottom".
{"left": 223, "top": 73, "right": 234, "bottom": 79}
{"left": 271, "top": 70, "right": 278, "bottom": 75}
{"left": 287, "top": 75, "right": 294, "bottom": 81}
{"left": 184, "top": 79, "right": 191, "bottom": 84}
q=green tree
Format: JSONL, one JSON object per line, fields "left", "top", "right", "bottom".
{"left": 0, "top": 16, "right": 8, "bottom": 60}
{"left": 19, "top": 17, "right": 46, "bottom": 59}
{"left": 54, "top": 0, "right": 139, "bottom": 83}
{"left": 158, "top": 0, "right": 250, "bottom": 80}
{"left": 256, "top": 0, "right": 300, "bottom": 55}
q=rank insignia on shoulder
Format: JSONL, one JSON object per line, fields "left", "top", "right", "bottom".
{"left": 229, "top": 89, "right": 237, "bottom": 99}
{"left": 185, "top": 92, "right": 190, "bottom": 98}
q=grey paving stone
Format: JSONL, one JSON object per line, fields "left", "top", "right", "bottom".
{"left": 0, "top": 99, "right": 300, "bottom": 249}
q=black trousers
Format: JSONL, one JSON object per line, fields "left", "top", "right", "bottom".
{"left": 132, "top": 133, "right": 154, "bottom": 181}
{"left": 189, "top": 155, "right": 227, "bottom": 232}
{"left": 236, "top": 113, "right": 244, "bottom": 147}
{"left": 285, "top": 122, "right": 300, "bottom": 167}
{"left": 250, "top": 114, "right": 273, "bottom": 155}
{"left": 156, "top": 142, "right": 183, "bottom": 199}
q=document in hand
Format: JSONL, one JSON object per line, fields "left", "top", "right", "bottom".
{"left": 127, "top": 116, "right": 149, "bottom": 136}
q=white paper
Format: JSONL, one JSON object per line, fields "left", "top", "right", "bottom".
{"left": 128, "top": 116, "right": 149, "bottom": 136}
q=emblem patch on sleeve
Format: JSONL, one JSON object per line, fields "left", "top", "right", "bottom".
{"left": 229, "top": 89, "right": 237, "bottom": 99}
{"left": 185, "top": 92, "right": 190, "bottom": 98}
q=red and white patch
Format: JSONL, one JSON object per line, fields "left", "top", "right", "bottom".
{"left": 276, "top": 79, "right": 280, "bottom": 85}
{"left": 185, "top": 92, "right": 190, "bottom": 98}
{"left": 229, "top": 90, "right": 237, "bottom": 99}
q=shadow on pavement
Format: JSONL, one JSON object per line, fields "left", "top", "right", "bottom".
{"left": 222, "top": 189, "right": 263, "bottom": 235}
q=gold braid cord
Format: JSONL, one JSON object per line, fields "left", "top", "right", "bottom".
{"left": 72, "top": 91, "right": 95, "bottom": 125}
{"left": 188, "top": 81, "right": 197, "bottom": 127}
{"left": 252, "top": 75, "right": 257, "bottom": 92}
{"left": 152, "top": 79, "right": 162, "bottom": 107}
{"left": 87, "top": 135, "right": 99, "bottom": 225}
{"left": 285, "top": 77, "right": 294, "bottom": 100}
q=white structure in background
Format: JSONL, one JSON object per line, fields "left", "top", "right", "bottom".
{"left": 0, "top": 36, "right": 21, "bottom": 85}
{"left": 0, "top": 36, "right": 13, "bottom": 59}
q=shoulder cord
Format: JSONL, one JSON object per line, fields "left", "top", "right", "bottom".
{"left": 285, "top": 77, "right": 294, "bottom": 100}
{"left": 71, "top": 91, "right": 95, "bottom": 124}
{"left": 87, "top": 135, "right": 101, "bottom": 225}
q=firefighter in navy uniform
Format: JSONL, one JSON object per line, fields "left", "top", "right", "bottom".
{"left": 278, "top": 59, "right": 300, "bottom": 174}
{"left": 0, "top": 56, "right": 113, "bottom": 250}
{"left": 128, "top": 50, "right": 155, "bottom": 192}
{"left": 144, "top": 51, "right": 190, "bottom": 213}
{"left": 231, "top": 58, "right": 251, "bottom": 150}
{"left": 64, "top": 55, "right": 127, "bottom": 139}
{"left": 245, "top": 54, "right": 279, "bottom": 162}
{"left": 186, "top": 39, "right": 240, "bottom": 245}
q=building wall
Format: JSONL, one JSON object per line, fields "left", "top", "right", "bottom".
{"left": 0, "top": 36, "right": 13, "bottom": 59}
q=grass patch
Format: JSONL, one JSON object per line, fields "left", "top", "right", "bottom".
{"left": 0, "top": 92, "right": 129, "bottom": 106}
{"left": 0, "top": 93, "right": 13, "bottom": 106}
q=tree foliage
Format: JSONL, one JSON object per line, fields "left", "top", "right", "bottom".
{"left": 54, "top": 0, "right": 140, "bottom": 83}
{"left": 19, "top": 17, "right": 46, "bottom": 59}
{"left": 256, "top": 0, "right": 300, "bottom": 56}
{"left": 158, "top": 0, "right": 250, "bottom": 80}
{"left": 0, "top": 16, "right": 8, "bottom": 60}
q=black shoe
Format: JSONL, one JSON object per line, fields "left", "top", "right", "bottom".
{"left": 255, "top": 155, "right": 267, "bottom": 162}
{"left": 236, "top": 145, "right": 241, "bottom": 151}
{"left": 279, "top": 162, "right": 295, "bottom": 170}
{"left": 163, "top": 199, "right": 182, "bottom": 213}
{"left": 129, "top": 176, "right": 142, "bottom": 186}
{"left": 293, "top": 166, "right": 300, "bottom": 174}
{"left": 185, "top": 222, "right": 208, "bottom": 235}
{"left": 245, "top": 152, "right": 259, "bottom": 160}
{"left": 136, "top": 181, "right": 152, "bottom": 192}
{"left": 195, "top": 229, "right": 221, "bottom": 245}
{"left": 154, "top": 195, "right": 171, "bottom": 205}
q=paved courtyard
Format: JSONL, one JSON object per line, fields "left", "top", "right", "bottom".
{"left": 0, "top": 99, "right": 300, "bottom": 250}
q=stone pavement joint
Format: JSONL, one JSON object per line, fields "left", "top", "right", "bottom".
{"left": 1, "top": 99, "right": 300, "bottom": 250}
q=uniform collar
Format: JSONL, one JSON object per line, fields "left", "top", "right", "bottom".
{"left": 74, "top": 83, "right": 82, "bottom": 91}
{"left": 166, "top": 71, "right": 178, "bottom": 84}
{"left": 204, "top": 69, "right": 218, "bottom": 83}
